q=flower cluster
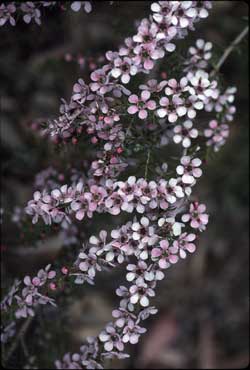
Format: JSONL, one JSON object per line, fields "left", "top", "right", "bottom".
{"left": 1, "top": 1, "right": 239, "bottom": 369}
{"left": 1, "top": 265, "right": 57, "bottom": 320}
{"left": 204, "top": 119, "right": 230, "bottom": 151}
{"left": 0, "top": 1, "right": 92, "bottom": 27}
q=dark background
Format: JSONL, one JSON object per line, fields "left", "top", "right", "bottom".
{"left": 1, "top": 1, "right": 249, "bottom": 369}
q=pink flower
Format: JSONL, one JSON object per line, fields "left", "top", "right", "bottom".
{"left": 20, "top": 2, "right": 41, "bottom": 25}
{"left": 204, "top": 120, "right": 229, "bottom": 152}
{"left": 110, "top": 56, "right": 137, "bottom": 84}
{"left": 182, "top": 202, "right": 209, "bottom": 231}
{"left": 129, "top": 281, "right": 155, "bottom": 307}
{"left": 185, "top": 39, "right": 213, "bottom": 72}
{"left": 173, "top": 232, "right": 196, "bottom": 258}
{"left": 187, "top": 70, "right": 218, "bottom": 102}
{"left": 71, "top": 2, "right": 92, "bottom": 13}
{"left": 0, "top": 3, "right": 16, "bottom": 26}
{"left": 151, "top": 240, "right": 178, "bottom": 269}
{"left": 157, "top": 95, "right": 186, "bottom": 122}
{"left": 176, "top": 156, "right": 202, "bottom": 185}
{"left": 127, "top": 91, "right": 156, "bottom": 119}
{"left": 99, "top": 324, "right": 124, "bottom": 352}
{"left": 173, "top": 120, "right": 198, "bottom": 148}
{"left": 133, "top": 42, "right": 163, "bottom": 71}
{"left": 139, "top": 79, "right": 168, "bottom": 93}
{"left": 164, "top": 77, "right": 189, "bottom": 96}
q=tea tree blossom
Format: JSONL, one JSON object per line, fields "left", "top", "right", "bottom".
{"left": 182, "top": 202, "right": 209, "bottom": 231}
{"left": 127, "top": 91, "right": 156, "bottom": 120}
{"left": 1, "top": 1, "right": 241, "bottom": 369}
{"left": 0, "top": 3, "right": 16, "bottom": 26}
{"left": 176, "top": 156, "right": 202, "bottom": 185}
{"left": 151, "top": 240, "right": 178, "bottom": 269}
{"left": 204, "top": 119, "right": 230, "bottom": 151}
{"left": 173, "top": 120, "right": 199, "bottom": 148}
{"left": 184, "top": 38, "right": 213, "bottom": 72}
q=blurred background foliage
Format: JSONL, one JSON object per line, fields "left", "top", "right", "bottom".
{"left": 0, "top": 1, "right": 249, "bottom": 369}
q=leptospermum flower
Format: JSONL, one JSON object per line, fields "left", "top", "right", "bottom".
{"left": 176, "top": 156, "right": 202, "bottom": 185}
{"left": 185, "top": 38, "right": 213, "bottom": 71}
{"left": 158, "top": 217, "right": 184, "bottom": 237}
{"left": 0, "top": 3, "right": 16, "bottom": 26}
{"left": 187, "top": 70, "right": 218, "bottom": 102}
{"left": 71, "top": 1, "right": 92, "bottom": 13}
{"left": 173, "top": 120, "right": 199, "bottom": 148}
{"left": 99, "top": 324, "right": 124, "bottom": 352}
{"left": 164, "top": 77, "right": 189, "bottom": 96}
{"left": 173, "top": 232, "right": 196, "bottom": 259}
{"left": 110, "top": 56, "right": 138, "bottom": 84}
{"left": 204, "top": 119, "right": 229, "bottom": 152}
{"left": 151, "top": 240, "right": 178, "bottom": 269}
{"left": 139, "top": 78, "right": 168, "bottom": 93}
{"left": 182, "top": 202, "right": 209, "bottom": 231}
{"left": 157, "top": 95, "right": 186, "bottom": 122}
{"left": 20, "top": 2, "right": 41, "bottom": 25}
{"left": 129, "top": 280, "right": 155, "bottom": 307}
{"left": 127, "top": 91, "right": 156, "bottom": 120}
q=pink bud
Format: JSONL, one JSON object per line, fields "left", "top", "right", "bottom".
{"left": 61, "top": 267, "right": 68, "bottom": 275}
{"left": 49, "top": 283, "right": 57, "bottom": 291}
{"left": 116, "top": 147, "right": 123, "bottom": 154}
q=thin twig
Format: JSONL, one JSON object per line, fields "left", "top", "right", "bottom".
{"left": 5, "top": 316, "right": 33, "bottom": 364}
{"left": 144, "top": 150, "right": 151, "bottom": 180}
{"left": 211, "top": 25, "right": 249, "bottom": 77}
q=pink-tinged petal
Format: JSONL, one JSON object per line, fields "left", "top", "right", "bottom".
{"left": 140, "top": 295, "right": 149, "bottom": 307}
{"left": 168, "top": 79, "right": 177, "bottom": 89}
{"left": 187, "top": 233, "right": 196, "bottom": 242}
{"left": 104, "top": 341, "right": 114, "bottom": 352}
{"left": 141, "top": 90, "right": 150, "bottom": 101}
{"left": 200, "top": 214, "right": 209, "bottom": 224}
{"left": 128, "top": 94, "right": 139, "bottom": 104}
{"left": 168, "top": 113, "right": 178, "bottom": 123}
{"left": 34, "top": 191, "right": 41, "bottom": 201}
{"left": 209, "top": 120, "right": 218, "bottom": 129}
{"left": 139, "top": 109, "right": 148, "bottom": 119}
{"left": 191, "top": 219, "right": 200, "bottom": 228}
{"left": 176, "top": 165, "right": 184, "bottom": 175}
{"left": 186, "top": 243, "right": 196, "bottom": 253}
{"left": 160, "top": 96, "right": 169, "bottom": 106}
{"left": 181, "top": 156, "right": 191, "bottom": 165}
{"left": 157, "top": 108, "right": 167, "bottom": 118}
{"left": 121, "top": 73, "right": 130, "bottom": 84}
{"left": 144, "top": 59, "right": 154, "bottom": 70}
{"left": 177, "top": 106, "right": 187, "bottom": 117}
{"left": 192, "top": 158, "right": 202, "bottom": 167}
{"left": 151, "top": 248, "right": 162, "bottom": 258}
{"left": 32, "top": 277, "right": 41, "bottom": 286}
{"left": 159, "top": 259, "right": 168, "bottom": 269}
{"left": 193, "top": 168, "right": 202, "bottom": 178}
{"left": 24, "top": 276, "right": 31, "bottom": 286}
{"left": 169, "top": 255, "right": 179, "bottom": 264}
{"left": 48, "top": 271, "right": 56, "bottom": 279}
{"left": 79, "top": 262, "right": 88, "bottom": 272}
{"left": 25, "top": 294, "right": 33, "bottom": 305}
{"left": 146, "top": 100, "right": 156, "bottom": 110}
{"left": 182, "top": 174, "right": 194, "bottom": 184}
{"left": 127, "top": 105, "right": 138, "bottom": 114}
{"left": 198, "top": 204, "right": 206, "bottom": 213}
{"left": 182, "top": 214, "right": 190, "bottom": 222}
{"left": 180, "top": 249, "right": 187, "bottom": 259}
{"left": 160, "top": 239, "right": 169, "bottom": 249}
{"left": 88, "top": 202, "right": 97, "bottom": 211}
{"left": 76, "top": 209, "right": 85, "bottom": 220}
